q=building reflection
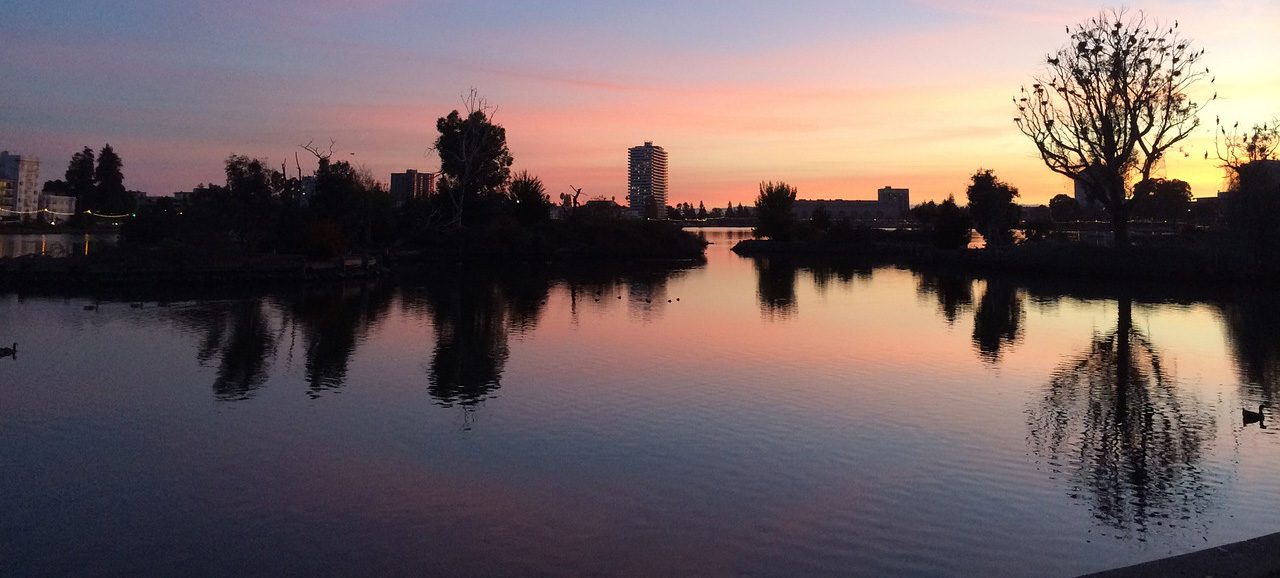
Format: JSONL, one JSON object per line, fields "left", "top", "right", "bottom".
{"left": 1219, "top": 288, "right": 1280, "bottom": 404}
{"left": 1027, "top": 297, "right": 1214, "bottom": 533}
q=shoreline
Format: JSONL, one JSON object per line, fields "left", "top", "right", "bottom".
{"left": 1080, "top": 532, "right": 1280, "bottom": 578}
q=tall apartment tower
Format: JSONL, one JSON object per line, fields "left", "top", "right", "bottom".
{"left": 876, "top": 186, "right": 910, "bottom": 218}
{"left": 389, "top": 169, "right": 436, "bottom": 206}
{"left": 628, "top": 142, "right": 668, "bottom": 219}
{"left": 0, "top": 151, "right": 41, "bottom": 221}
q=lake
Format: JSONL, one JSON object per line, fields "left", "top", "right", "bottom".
{"left": 0, "top": 232, "right": 117, "bottom": 258}
{"left": 2, "top": 227, "right": 1278, "bottom": 576}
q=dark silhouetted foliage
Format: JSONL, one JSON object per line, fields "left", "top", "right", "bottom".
{"left": 1131, "top": 178, "right": 1192, "bottom": 222}
{"left": 506, "top": 171, "right": 551, "bottom": 226}
{"left": 1015, "top": 10, "right": 1211, "bottom": 247}
{"left": 1049, "top": 194, "right": 1081, "bottom": 223}
{"left": 434, "top": 92, "right": 513, "bottom": 227}
{"left": 65, "top": 147, "right": 95, "bottom": 201}
{"left": 965, "top": 169, "right": 1021, "bottom": 248}
{"left": 754, "top": 181, "right": 797, "bottom": 241}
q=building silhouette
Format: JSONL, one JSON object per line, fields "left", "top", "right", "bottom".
{"left": 628, "top": 142, "right": 668, "bottom": 219}
{"left": 389, "top": 169, "right": 435, "bottom": 206}
{"left": 792, "top": 186, "right": 911, "bottom": 221}
{"left": 0, "top": 151, "right": 41, "bottom": 221}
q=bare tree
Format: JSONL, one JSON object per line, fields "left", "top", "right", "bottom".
{"left": 1215, "top": 117, "right": 1279, "bottom": 171}
{"left": 1015, "top": 10, "right": 1213, "bottom": 248}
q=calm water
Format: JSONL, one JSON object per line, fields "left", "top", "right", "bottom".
{"left": 3, "top": 228, "right": 1279, "bottom": 576}
{"left": 0, "top": 233, "right": 117, "bottom": 258}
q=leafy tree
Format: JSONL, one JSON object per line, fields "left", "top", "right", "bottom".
{"left": 697, "top": 201, "right": 707, "bottom": 219}
{"left": 92, "top": 144, "right": 133, "bottom": 215}
{"left": 754, "top": 181, "right": 797, "bottom": 241}
{"left": 434, "top": 90, "right": 513, "bottom": 227}
{"left": 933, "top": 196, "right": 972, "bottom": 249}
{"left": 65, "top": 147, "right": 95, "bottom": 201}
{"left": 313, "top": 160, "right": 392, "bottom": 248}
{"left": 910, "top": 200, "right": 939, "bottom": 225}
{"left": 1014, "top": 10, "right": 1212, "bottom": 248}
{"left": 1049, "top": 193, "right": 1082, "bottom": 222}
{"left": 1131, "top": 178, "right": 1192, "bottom": 221}
{"left": 965, "top": 169, "right": 1021, "bottom": 247}
{"left": 507, "top": 171, "right": 551, "bottom": 226}
{"left": 42, "top": 180, "right": 69, "bottom": 195}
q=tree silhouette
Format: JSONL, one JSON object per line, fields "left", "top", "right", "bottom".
{"left": 754, "top": 181, "right": 798, "bottom": 241}
{"left": 1131, "top": 178, "right": 1192, "bottom": 222}
{"left": 506, "top": 171, "right": 551, "bottom": 226}
{"left": 1048, "top": 193, "right": 1081, "bottom": 223}
{"left": 932, "top": 196, "right": 972, "bottom": 249}
{"left": 1027, "top": 297, "right": 1214, "bottom": 533}
{"left": 64, "top": 147, "right": 95, "bottom": 201}
{"left": 433, "top": 90, "right": 513, "bottom": 228}
{"left": 1014, "top": 10, "right": 1212, "bottom": 248}
{"left": 92, "top": 144, "right": 133, "bottom": 214}
{"left": 965, "top": 169, "right": 1021, "bottom": 247}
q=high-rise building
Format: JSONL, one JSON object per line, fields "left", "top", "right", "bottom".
{"left": 628, "top": 142, "right": 668, "bottom": 219}
{"left": 0, "top": 151, "right": 41, "bottom": 221}
{"left": 389, "top": 169, "right": 436, "bottom": 206}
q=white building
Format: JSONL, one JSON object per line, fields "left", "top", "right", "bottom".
{"left": 0, "top": 151, "right": 41, "bottom": 221}
{"left": 40, "top": 194, "right": 78, "bottom": 224}
{"left": 628, "top": 142, "right": 669, "bottom": 219}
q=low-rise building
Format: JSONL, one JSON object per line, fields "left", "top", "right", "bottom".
{"left": 39, "top": 194, "right": 77, "bottom": 224}
{"left": 793, "top": 186, "right": 911, "bottom": 222}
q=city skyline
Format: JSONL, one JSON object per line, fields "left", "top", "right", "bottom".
{"left": 4, "top": 1, "right": 1278, "bottom": 204}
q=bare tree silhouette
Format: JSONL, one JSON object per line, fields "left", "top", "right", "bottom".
{"left": 1027, "top": 297, "right": 1215, "bottom": 533}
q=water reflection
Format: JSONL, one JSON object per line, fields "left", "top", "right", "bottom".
{"left": 971, "top": 279, "right": 1024, "bottom": 362}
{"left": 915, "top": 270, "right": 973, "bottom": 325}
{"left": 407, "top": 269, "right": 550, "bottom": 408}
{"left": 750, "top": 257, "right": 875, "bottom": 318}
{"left": 284, "top": 284, "right": 395, "bottom": 398}
{"left": 1220, "top": 289, "right": 1280, "bottom": 404}
{"left": 1027, "top": 297, "right": 1215, "bottom": 533}
{"left": 753, "top": 257, "right": 797, "bottom": 318}
{"left": 169, "top": 300, "right": 279, "bottom": 401}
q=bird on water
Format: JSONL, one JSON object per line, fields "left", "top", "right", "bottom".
{"left": 1243, "top": 404, "right": 1269, "bottom": 428}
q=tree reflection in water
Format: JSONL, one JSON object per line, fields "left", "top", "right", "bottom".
{"left": 750, "top": 257, "right": 873, "bottom": 319}
{"left": 284, "top": 283, "right": 395, "bottom": 398}
{"left": 172, "top": 300, "right": 279, "bottom": 401}
{"left": 411, "top": 268, "right": 551, "bottom": 408}
{"left": 971, "top": 278, "right": 1024, "bottom": 362}
{"left": 1027, "top": 297, "right": 1215, "bottom": 534}
{"left": 753, "top": 257, "right": 797, "bottom": 318}
{"left": 915, "top": 270, "right": 974, "bottom": 325}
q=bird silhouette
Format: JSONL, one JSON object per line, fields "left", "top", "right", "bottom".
{"left": 0, "top": 343, "right": 15, "bottom": 359}
{"left": 1243, "top": 404, "right": 1269, "bottom": 428}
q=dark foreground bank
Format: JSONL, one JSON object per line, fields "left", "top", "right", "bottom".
{"left": 1080, "top": 532, "right": 1280, "bottom": 578}
{"left": 733, "top": 235, "right": 1280, "bottom": 285}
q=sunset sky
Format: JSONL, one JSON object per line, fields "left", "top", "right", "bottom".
{"left": 4, "top": 0, "right": 1278, "bottom": 206}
